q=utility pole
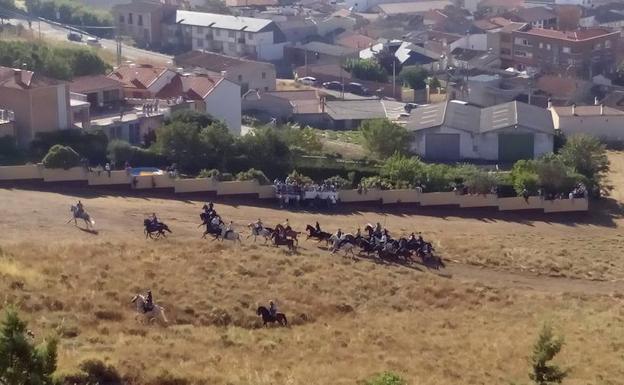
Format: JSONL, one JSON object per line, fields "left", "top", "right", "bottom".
{"left": 116, "top": 34, "right": 122, "bottom": 66}
{"left": 392, "top": 59, "right": 396, "bottom": 98}
{"left": 340, "top": 54, "right": 345, "bottom": 100}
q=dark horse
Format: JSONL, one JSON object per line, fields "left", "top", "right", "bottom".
{"left": 271, "top": 232, "right": 296, "bottom": 251}
{"left": 256, "top": 306, "right": 288, "bottom": 327}
{"left": 144, "top": 219, "right": 172, "bottom": 239}
{"left": 305, "top": 224, "right": 332, "bottom": 244}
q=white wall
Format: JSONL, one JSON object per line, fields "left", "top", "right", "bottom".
{"left": 257, "top": 42, "right": 287, "bottom": 61}
{"left": 555, "top": 114, "right": 624, "bottom": 141}
{"left": 148, "top": 70, "right": 177, "bottom": 95}
{"left": 534, "top": 133, "right": 553, "bottom": 158}
{"left": 410, "top": 127, "right": 479, "bottom": 159}
{"left": 57, "top": 85, "right": 68, "bottom": 129}
{"left": 204, "top": 79, "right": 242, "bottom": 135}
{"left": 450, "top": 34, "right": 488, "bottom": 52}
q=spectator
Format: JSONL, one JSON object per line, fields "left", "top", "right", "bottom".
{"left": 105, "top": 162, "right": 111, "bottom": 177}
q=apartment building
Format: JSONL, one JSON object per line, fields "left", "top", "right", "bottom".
{"left": 511, "top": 27, "right": 620, "bottom": 76}
{"left": 172, "top": 10, "right": 287, "bottom": 60}
{"left": 0, "top": 67, "right": 74, "bottom": 147}
{"left": 0, "top": 109, "right": 15, "bottom": 138}
{"left": 113, "top": 0, "right": 177, "bottom": 48}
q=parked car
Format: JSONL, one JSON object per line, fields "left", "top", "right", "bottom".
{"left": 86, "top": 37, "right": 101, "bottom": 47}
{"left": 322, "top": 81, "right": 343, "bottom": 91}
{"left": 297, "top": 76, "right": 317, "bottom": 86}
{"left": 67, "top": 32, "right": 82, "bottom": 42}
{"left": 346, "top": 82, "right": 369, "bottom": 96}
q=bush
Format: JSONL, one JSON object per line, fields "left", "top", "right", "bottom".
{"left": 288, "top": 170, "right": 313, "bottom": 185}
{"left": 107, "top": 140, "right": 167, "bottom": 168}
{"left": 363, "top": 371, "right": 407, "bottom": 385}
{"left": 324, "top": 175, "right": 352, "bottom": 189}
{"left": 236, "top": 168, "right": 270, "bottom": 185}
{"left": 344, "top": 58, "right": 388, "bottom": 82}
{"left": 360, "top": 176, "right": 394, "bottom": 190}
{"left": 42, "top": 144, "right": 81, "bottom": 169}
{"left": 559, "top": 134, "right": 609, "bottom": 196}
{"left": 198, "top": 168, "right": 221, "bottom": 179}
{"left": 62, "top": 359, "right": 122, "bottom": 385}
{"left": 360, "top": 119, "right": 409, "bottom": 159}
{"left": 529, "top": 324, "right": 567, "bottom": 385}
{"left": 276, "top": 124, "right": 323, "bottom": 154}
{"left": 31, "top": 129, "right": 108, "bottom": 164}
{"left": 25, "top": 0, "right": 113, "bottom": 38}
{"left": 380, "top": 153, "right": 426, "bottom": 187}
{"left": 423, "top": 163, "right": 454, "bottom": 192}
{"left": 400, "top": 66, "right": 429, "bottom": 90}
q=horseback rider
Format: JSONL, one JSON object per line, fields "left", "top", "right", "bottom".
{"left": 375, "top": 222, "right": 382, "bottom": 234}
{"left": 283, "top": 219, "right": 290, "bottom": 231}
{"left": 269, "top": 300, "right": 278, "bottom": 318}
{"left": 254, "top": 218, "right": 263, "bottom": 231}
{"left": 355, "top": 228, "right": 361, "bottom": 238}
{"left": 224, "top": 221, "right": 234, "bottom": 238}
{"left": 150, "top": 213, "right": 159, "bottom": 226}
{"left": 144, "top": 290, "right": 154, "bottom": 313}
{"left": 380, "top": 229, "right": 388, "bottom": 244}
{"left": 315, "top": 221, "right": 321, "bottom": 233}
{"left": 76, "top": 200, "right": 84, "bottom": 216}
{"left": 335, "top": 228, "right": 343, "bottom": 239}
{"left": 210, "top": 215, "right": 221, "bottom": 230}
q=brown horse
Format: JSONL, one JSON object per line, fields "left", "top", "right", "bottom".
{"left": 257, "top": 306, "right": 288, "bottom": 327}
{"left": 275, "top": 224, "right": 300, "bottom": 245}
{"left": 271, "top": 232, "right": 296, "bottom": 251}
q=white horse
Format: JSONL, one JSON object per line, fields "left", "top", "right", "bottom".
{"left": 247, "top": 223, "right": 271, "bottom": 243}
{"left": 70, "top": 205, "right": 95, "bottom": 229}
{"left": 219, "top": 224, "right": 242, "bottom": 243}
{"left": 329, "top": 234, "right": 356, "bottom": 258}
{"left": 131, "top": 294, "right": 168, "bottom": 325}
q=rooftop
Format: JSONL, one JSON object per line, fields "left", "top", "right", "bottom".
{"left": 176, "top": 10, "right": 274, "bottom": 33}
{"left": 70, "top": 75, "right": 124, "bottom": 93}
{"left": 510, "top": 6, "right": 556, "bottom": 23}
{"left": 113, "top": 1, "right": 172, "bottom": 13}
{"left": 225, "top": 0, "right": 278, "bottom": 6}
{"left": 517, "top": 27, "right": 618, "bottom": 41}
{"left": 335, "top": 31, "right": 376, "bottom": 50}
{"left": 301, "top": 41, "right": 358, "bottom": 57}
{"left": 408, "top": 100, "right": 554, "bottom": 134}
{"left": 552, "top": 105, "right": 624, "bottom": 117}
{"left": 174, "top": 50, "right": 273, "bottom": 72}
{"left": 375, "top": 0, "right": 451, "bottom": 15}
{"left": 156, "top": 73, "right": 225, "bottom": 100}
{"left": 324, "top": 99, "right": 404, "bottom": 120}
{"left": 108, "top": 64, "right": 170, "bottom": 90}
{"left": 0, "top": 66, "right": 63, "bottom": 89}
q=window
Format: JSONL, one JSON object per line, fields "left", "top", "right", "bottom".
{"left": 137, "top": 14, "right": 143, "bottom": 26}
{"left": 501, "top": 48, "right": 511, "bottom": 55}
{"left": 562, "top": 46, "right": 571, "bottom": 53}
{"left": 514, "top": 50, "right": 532, "bottom": 58}
{"left": 228, "top": 30, "right": 236, "bottom": 38}
{"left": 264, "top": 86, "right": 269, "bottom": 91}
{"left": 241, "top": 83, "right": 249, "bottom": 94}
{"left": 228, "top": 42, "right": 236, "bottom": 51}
{"left": 594, "top": 43, "right": 602, "bottom": 50}
{"left": 546, "top": 43, "right": 551, "bottom": 50}
{"left": 196, "top": 38, "right": 204, "bottom": 48}
{"left": 196, "top": 26, "right": 204, "bottom": 34}
{"left": 119, "top": 14, "right": 125, "bottom": 23}
{"left": 237, "top": 74, "right": 243, "bottom": 82}
{"left": 261, "top": 72, "right": 266, "bottom": 79}
{"left": 128, "top": 13, "right": 133, "bottom": 24}
{"left": 247, "top": 32, "right": 253, "bottom": 40}
{"left": 515, "top": 37, "right": 531, "bottom": 46}
{"left": 539, "top": 43, "right": 543, "bottom": 49}
{"left": 605, "top": 40, "right": 612, "bottom": 49}
{"left": 215, "top": 29, "right": 220, "bottom": 36}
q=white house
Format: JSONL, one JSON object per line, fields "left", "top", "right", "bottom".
{"left": 407, "top": 100, "right": 554, "bottom": 162}
{"left": 550, "top": 104, "right": 624, "bottom": 142}
{"left": 175, "top": 10, "right": 288, "bottom": 61}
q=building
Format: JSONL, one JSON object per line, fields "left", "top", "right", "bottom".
{"left": 174, "top": 50, "right": 276, "bottom": 93}
{"left": 172, "top": 10, "right": 288, "bottom": 60}
{"left": 407, "top": 100, "right": 555, "bottom": 162}
{"left": 69, "top": 75, "right": 124, "bottom": 112}
{"left": 550, "top": 103, "right": 624, "bottom": 141}
{"left": 506, "top": 6, "right": 557, "bottom": 28}
{"left": 335, "top": 32, "right": 376, "bottom": 50}
{"left": 113, "top": 0, "right": 177, "bottom": 48}
{"left": 287, "top": 42, "right": 359, "bottom": 67}
{"left": 0, "top": 109, "right": 15, "bottom": 138}
{"left": 347, "top": 0, "right": 449, "bottom": 13}
{"left": 511, "top": 27, "right": 620, "bottom": 77}
{"left": 323, "top": 99, "right": 406, "bottom": 129}
{"left": 450, "top": 47, "right": 501, "bottom": 70}
{"left": 242, "top": 89, "right": 322, "bottom": 122}
{"left": 108, "top": 64, "right": 242, "bottom": 134}
{"left": 0, "top": 66, "right": 74, "bottom": 147}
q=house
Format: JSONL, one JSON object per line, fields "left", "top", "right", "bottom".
{"left": 275, "top": 19, "right": 318, "bottom": 44}
{"left": 69, "top": 75, "right": 124, "bottom": 112}
{"left": 579, "top": 4, "right": 624, "bottom": 29}
{"left": 407, "top": 100, "right": 555, "bottom": 162}
{"left": 0, "top": 66, "right": 78, "bottom": 147}
{"left": 0, "top": 109, "right": 15, "bottom": 138}
{"left": 323, "top": 99, "right": 406, "bottom": 129}
{"left": 88, "top": 109, "right": 166, "bottom": 145}
{"left": 511, "top": 27, "right": 620, "bottom": 77}
{"left": 108, "top": 64, "right": 242, "bottom": 134}
{"left": 335, "top": 31, "right": 376, "bottom": 50}
{"left": 172, "top": 10, "right": 288, "bottom": 60}
{"left": 242, "top": 89, "right": 322, "bottom": 122}
{"left": 360, "top": 41, "right": 442, "bottom": 71}
{"left": 374, "top": 0, "right": 452, "bottom": 17}
{"left": 287, "top": 42, "right": 359, "bottom": 67}
{"left": 550, "top": 103, "right": 624, "bottom": 141}
{"left": 174, "top": 50, "right": 276, "bottom": 93}
{"left": 225, "top": 0, "right": 278, "bottom": 7}
{"left": 112, "top": 0, "right": 177, "bottom": 48}
{"left": 506, "top": 6, "right": 557, "bottom": 28}
{"left": 450, "top": 47, "right": 501, "bottom": 70}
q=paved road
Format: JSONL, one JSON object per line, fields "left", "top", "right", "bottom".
{"left": 6, "top": 16, "right": 172, "bottom": 64}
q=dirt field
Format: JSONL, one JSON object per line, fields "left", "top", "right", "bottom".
{"left": 1, "top": 155, "right": 624, "bottom": 384}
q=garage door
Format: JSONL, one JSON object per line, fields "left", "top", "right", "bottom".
{"left": 498, "top": 134, "right": 534, "bottom": 163}
{"left": 425, "top": 134, "right": 460, "bottom": 161}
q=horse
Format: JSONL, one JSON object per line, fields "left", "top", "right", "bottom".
{"left": 256, "top": 306, "right": 288, "bottom": 327}
{"left": 329, "top": 234, "right": 357, "bottom": 258}
{"left": 271, "top": 232, "right": 296, "bottom": 251}
{"left": 70, "top": 205, "right": 95, "bottom": 229}
{"left": 417, "top": 243, "right": 445, "bottom": 269}
{"left": 131, "top": 294, "right": 168, "bottom": 325}
{"left": 275, "top": 224, "right": 300, "bottom": 245}
{"left": 305, "top": 224, "right": 332, "bottom": 244}
{"left": 144, "top": 219, "right": 172, "bottom": 239}
{"left": 217, "top": 224, "right": 242, "bottom": 243}
{"left": 247, "top": 223, "right": 273, "bottom": 244}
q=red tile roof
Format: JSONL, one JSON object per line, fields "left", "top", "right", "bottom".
{"left": 156, "top": 74, "right": 223, "bottom": 100}
{"left": 0, "top": 66, "right": 63, "bottom": 89}
{"left": 70, "top": 75, "right": 123, "bottom": 93}
{"left": 519, "top": 27, "right": 618, "bottom": 41}
{"left": 335, "top": 31, "right": 376, "bottom": 50}
{"left": 108, "top": 64, "right": 170, "bottom": 90}
{"left": 225, "top": 0, "right": 278, "bottom": 6}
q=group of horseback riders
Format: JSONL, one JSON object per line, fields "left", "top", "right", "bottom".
{"left": 200, "top": 202, "right": 235, "bottom": 239}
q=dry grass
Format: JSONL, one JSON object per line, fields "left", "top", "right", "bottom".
{"left": 1, "top": 238, "right": 623, "bottom": 385}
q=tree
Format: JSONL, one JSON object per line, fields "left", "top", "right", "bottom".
{"left": 237, "top": 127, "right": 292, "bottom": 177}
{"left": 529, "top": 324, "right": 567, "bottom": 385}
{"left": 428, "top": 76, "right": 441, "bottom": 89}
{"left": 380, "top": 153, "right": 426, "bottom": 187}
{"left": 559, "top": 134, "right": 609, "bottom": 196}
{"left": 276, "top": 124, "right": 323, "bottom": 154}
{"left": 166, "top": 110, "right": 215, "bottom": 129}
{"left": 360, "top": 119, "right": 409, "bottom": 158}
{"left": 31, "top": 129, "right": 108, "bottom": 164}
{"left": 344, "top": 58, "right": 388, "bottom": 82}
{"left": 0, "top": 308, "right": 58, "bottom": 385}
{"left": 42, "top": 144, "right": 81, "bottom": 169}
{"left": 399, "top": 66, "right": 429, "bottom": 90}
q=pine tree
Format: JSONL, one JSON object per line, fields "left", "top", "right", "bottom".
{"left": 529, "top": 324, "right": 567, "bottom": 385}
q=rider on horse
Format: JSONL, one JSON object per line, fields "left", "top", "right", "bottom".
{"left": 315, "top": 221, "right": 321, "bottom": 233}
{"left": 283, "top": 219, "right": 290, "bottom": 231}
{"left": 224, "top": 221, "right": 234, "bottom": 238}
{"left": 150, "top": 213, "right": 159, "bottom": 226}
{"left": 269, "top": 300, "right": 278, "bottom": 318}
{"left": 76, "top": 200, "right": 84, "bottom": 216}
{"left": 144, "top": 290, "right": 154, "bottom": 313}
{"left": 254, "top": 218, "right": 263, "bottom": 231}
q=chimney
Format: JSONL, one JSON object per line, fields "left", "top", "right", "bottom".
{"left": 572, "top": 103, "right": 576, "bottom": 115}
{"left": 594, "top": 96, "right": 599, "bottom": 105}
{"left": 600, "top": 104, "right": 604, "bottom": 115}
{"left": 13, "top": 69, "right": 22, "bottom": 85}
{"left": 547, "top": 98, "right": 552, "bottom": 110}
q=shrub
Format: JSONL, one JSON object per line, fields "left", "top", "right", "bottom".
{"left": 344, "top": 58, "right": 388, "bottom": 82}
{"left": 287, "top": 170, "right": 313, "bottom": 185}
{"left": 236, "top": 168, "right": 270, "bottom": 185}
{"left": 42, "top": 144, "right": 81, "bottom": 169}
{"left": 107, "top": 140, "right": 167, "bottom": 168}
{"left": 380, "top": 153, "right": 425, "bottom": 187}
{"left": 31, "top": 129, "right": 108, "bottom": 164}
{"left": 62, "top": 359, "right": 122, "bottom": 385}
{"left": 360, "top": 119, "right": 409, "bottom": 159}
{"left": 529, "top": 324, "right": 567, "bottom": 385}
{"left": 363, "top": 371, "right": 407, "bottom": 385}
{"left": 324, "top": 175, "right": 352, "bottom": 189}
{"left": 559, "top": 134, "right": 609, "bottom": 196}
{"left": 199, "top": 168, "right": 221, "bottom": 179}
{"left": 400, "top": 66, "right": 429, "bottom": 90}
{"left": 360, "top": 176, "right": 394, "bottom": 190}
{"left": 423, "top": 163, "right": 454, "bottom": 192}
